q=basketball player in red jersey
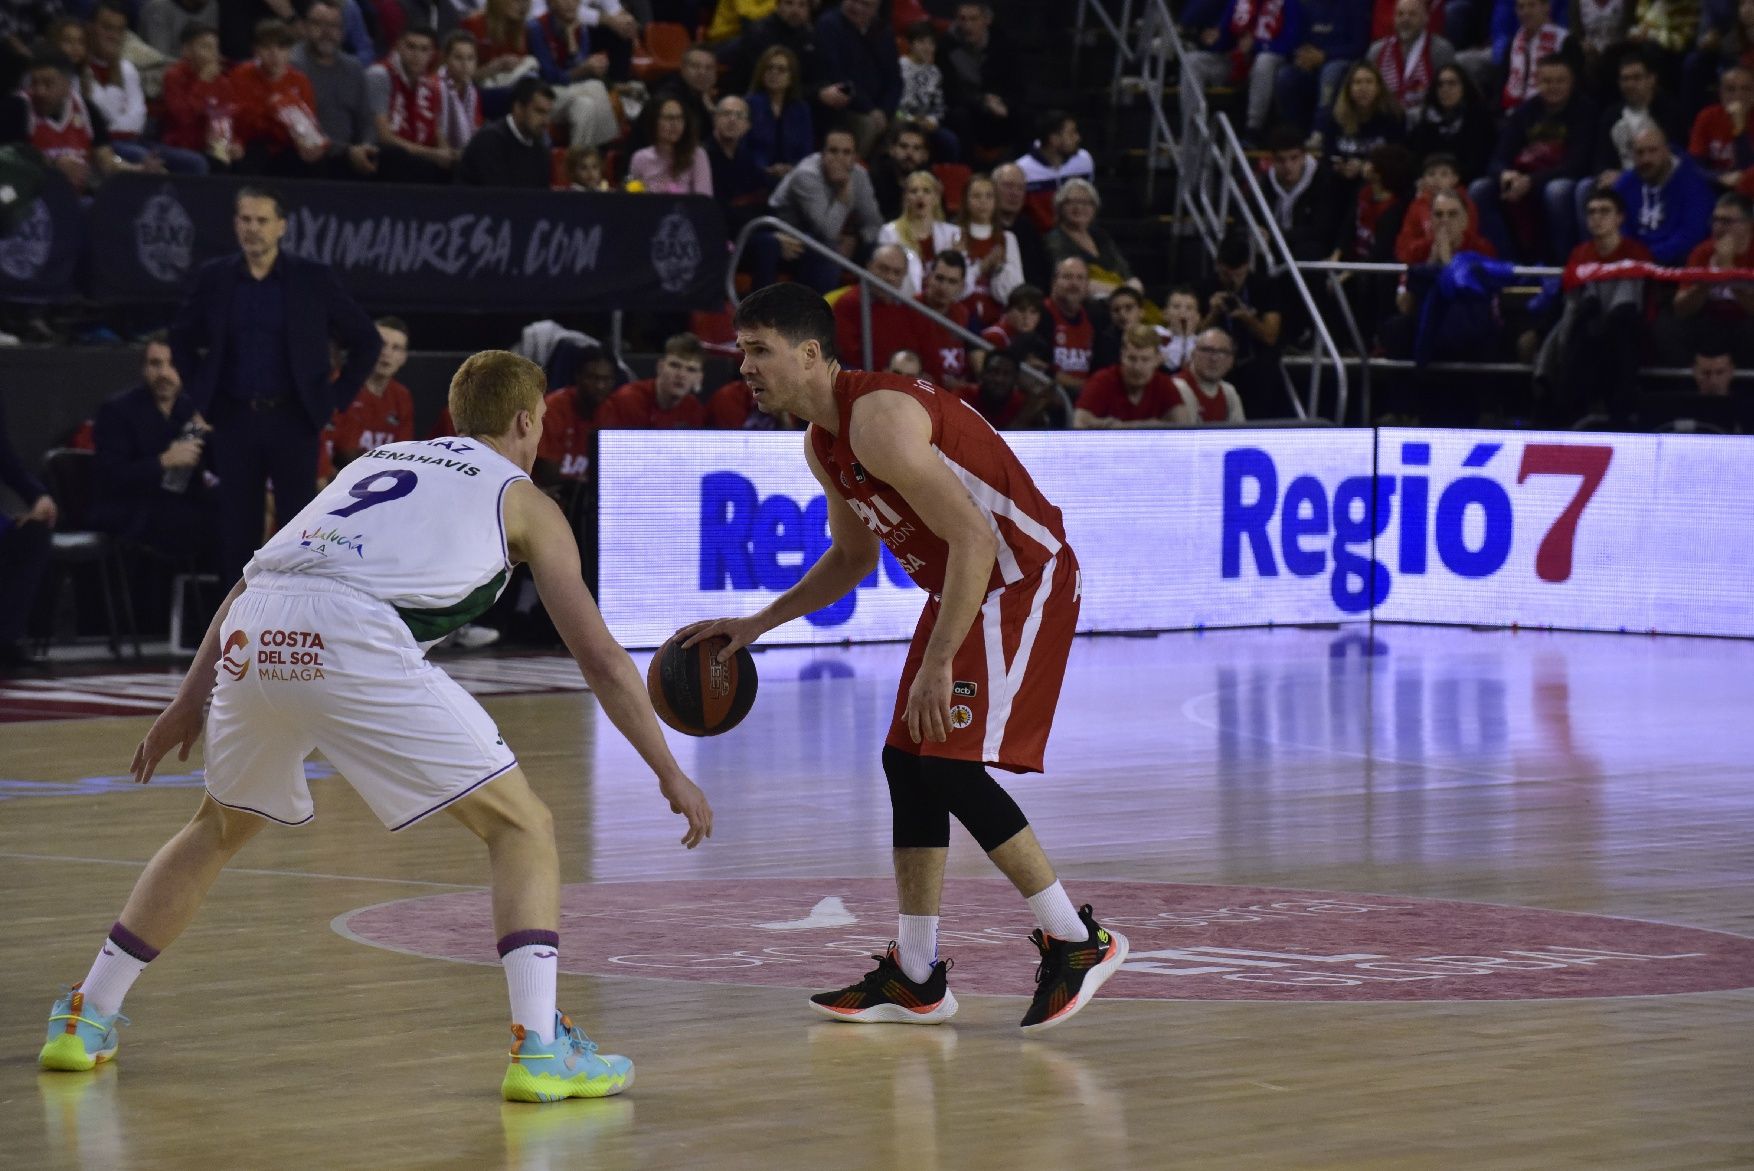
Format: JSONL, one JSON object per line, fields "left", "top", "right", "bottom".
{"left": 682, "top": 283, "right": 1128, "bottom": 1030}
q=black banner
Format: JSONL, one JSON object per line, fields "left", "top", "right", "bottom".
{"left": 0, "top": 173, "right": 83, "bottom": 303}
{"left": 87, "top": 174, "right": 726, "bottom": 311}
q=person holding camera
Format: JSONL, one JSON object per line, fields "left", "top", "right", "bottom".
{"left": 1197, "top": 235, "right": 1287, "bottom": 419}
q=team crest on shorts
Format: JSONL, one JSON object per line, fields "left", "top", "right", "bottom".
{"left": 949, "top": 704, "right": 973, "bottom": 730}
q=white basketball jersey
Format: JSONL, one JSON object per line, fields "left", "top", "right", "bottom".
{"left": 249, "top": 438, "right": 527, "bottom": 644}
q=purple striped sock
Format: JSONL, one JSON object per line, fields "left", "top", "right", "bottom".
{"left": 108, "top": 921, "right": 161, "bottom": 963}
{"left": 497, "top": 928, "right": 559, "bottom": 958}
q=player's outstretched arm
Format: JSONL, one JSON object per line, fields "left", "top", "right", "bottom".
{"left": 849, "top": 391, "right": 998, "bottom": 743}
{"left": 681, "top": 430, "right": 881, "bottom": 658}
{"left": 505, "top": 480, "right": 713, "bottom": 848}
{"left": 131, "top": 576, "right": 246, "bottom": 784}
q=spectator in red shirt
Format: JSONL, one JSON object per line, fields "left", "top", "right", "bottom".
{"left": 1170, "top": 329, "right": 1247, "bottom": 423}
{"left": 707, "top": 378, "right": 805, "bottom": 430}
{"left": 231, "top": 18, "right": 329, "bottom": 177}
{"left": 597, "top": 334, "right": 708, "bottom": 429}
{"left": 1072, "top": 324, "right": 1182, "bottom": 428}
{"left": 160, "top": 23, "right": 239, "bottom": 170}
{"left": 1545, "top": 187, "right": 1654, "bottom": 424}
{"left": 369, "top": 25, "right": 457, "bottom": 184}
{"left": 1664, "top": 191, "right": 1754, "bottom": 366}
{"left": 1688, "top": 65, "right": 1754, "bottom": 189}
{"left": 1037, "top": 255, "right": 1096, "bottom": 397}
{"left": 534, "top": 346, "right": 618, "bottom": 485}
{"left": 329, "top": 318, "right": 416, "bottom": 470}
{"left": 975, "top": 282, "right": 1044, "bottom": 374}
{"left": 832, "top": 243, "right": 922, "bottom": 370}
{"left": 911, "top": 250, "right": 973, "bottom": 389}
{"left": 11, "top": 50, "right": 147, "bottom": 193}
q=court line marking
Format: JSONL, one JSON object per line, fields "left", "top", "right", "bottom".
{"left": 0, "top": 850, "right": 484, "bottom": 890}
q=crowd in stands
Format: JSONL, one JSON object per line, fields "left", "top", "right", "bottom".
{"left": 1179, "top": 0, "right": 1754, "bottom": 425}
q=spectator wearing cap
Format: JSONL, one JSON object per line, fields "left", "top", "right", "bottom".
{"left": 1610, "top": 124, "right": 1717, "bottom": 263}
{"left": 1198, "top": 235, "right": 1286, "bottom": 416}
{"left": 457, "top": 76, "right": 555, "bottom": 188}
{"left": 1470, "top": 53, "right": 1596, "bottom": 262}
{"left": 1074, "top": 324, "right": 1182, "bottom": 429}
{"left": 814, "top": 0, "right": 901, "bottom": 157}
{"left": 940, "top": 1, "right": 1025, "bottom": 158}
{"left": 1277, "top": 0, "right": 1373, "bottom": 136}
{"left": 168, "top": 185, "right": 382, "bottom": 587}
{"left": 1013, "top": 110, "right": 1095, "bottom": 232}
{"left": 597, "top": 334, "right": 709, "bottom": 429}
{"left": 292, "top": 1, "right": 378, "bottom": 179}
{"left": 1170, "top": 329, "right": 1247, "bottom": 423}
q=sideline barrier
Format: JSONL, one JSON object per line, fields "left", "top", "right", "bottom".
{"left": 597, "top": 428, "right": 1754, "bottom": 646}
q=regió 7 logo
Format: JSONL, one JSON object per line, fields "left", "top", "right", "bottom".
{"left": 1222, "top": 441, "right": 1615, "bottom": 612}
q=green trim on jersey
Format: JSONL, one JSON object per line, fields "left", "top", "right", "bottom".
{"left": 395, "top": 569, "right": 509, "bottom": 642}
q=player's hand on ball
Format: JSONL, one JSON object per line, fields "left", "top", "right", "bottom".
{"left": 660, "top": 772, "right": 714, "bottom": 848}
{"left": 905, "top": 662, "right": 955, "bottom": 744}
{"left": 132, "top": 696, "right": 205, "bottom": 784}
{"left": 679, "top": 616, "right": 762, "bottom": 662}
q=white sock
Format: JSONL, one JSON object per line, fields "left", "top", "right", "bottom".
{"left": 503, "top": 944, "right": 558, "bottom": 1043}
{"left": 1026, "top": 881, "right": 1088, "bottom": 942}
{"left": 80, "top": 940, "right": 151, "bottom": 1017}
{"left": 896, "top": 914, "right": 940, "bottom": 983}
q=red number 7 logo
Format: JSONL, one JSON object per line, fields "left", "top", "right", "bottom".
{"left": 1516, "top": 444, "right": 1613, "bottom": 583}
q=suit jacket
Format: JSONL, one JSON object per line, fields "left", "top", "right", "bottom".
{"left": 169, "top": 251, "right": 381, "bottom": 432}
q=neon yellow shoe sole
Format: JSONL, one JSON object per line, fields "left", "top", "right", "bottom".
{"left": 39, "top": 1032, "right": 114, "bottom": 1072}
{"left": 501, "top": 1060, "right": 634, "bottom": 1102}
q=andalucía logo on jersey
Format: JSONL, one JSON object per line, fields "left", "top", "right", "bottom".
{"left": 220, "top": 630, "right": 250, "bottom": 680}
{"left": 299, "top": 527, "right": 367, "bottom": 558}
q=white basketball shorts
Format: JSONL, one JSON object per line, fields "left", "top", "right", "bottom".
{"left": 203, "top": 571, "right": 517, "bottom": 830}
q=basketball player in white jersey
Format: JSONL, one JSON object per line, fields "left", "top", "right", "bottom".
{"left": 38, "top": 351, "right": 713, "bottom": 1103}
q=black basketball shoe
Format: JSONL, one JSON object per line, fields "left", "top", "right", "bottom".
{"left": 1019, "top": 905, "right": 1130, "bottom": 1031}
{"left": 809, "top": 943, "right": 958, "bottom": 1024}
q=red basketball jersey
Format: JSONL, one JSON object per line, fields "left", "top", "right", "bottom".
{"left": 810, "top": 370, "right": 1069, "bottom": 596}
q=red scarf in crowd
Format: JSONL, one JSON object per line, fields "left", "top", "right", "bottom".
{"left": 385, "top": 58, "right": 442, "bottom": 147}
{"left": 1563, "top": 259, "right": 1754, "bottom": 291}
{"left": 1377, "top": 33, "right": 1432, "bottom": 111}
{"left": 1503, "top": 24, "right": 1566, "bottom": 111}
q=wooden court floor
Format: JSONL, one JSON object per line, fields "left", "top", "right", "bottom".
{"left": 2, "top": 626, "right": 1752, "bottom": 1170}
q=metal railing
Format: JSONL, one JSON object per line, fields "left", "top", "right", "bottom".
{"left": 1074, "top": 0, "right": 1181, "bottom": 205}
{"left": 725, "top": 215, "right": 1070, "bottom": 410}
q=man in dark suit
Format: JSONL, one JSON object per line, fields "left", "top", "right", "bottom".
{"left": 170, "top": 185, "right": 381, "bottom": 585}
{"left": 0, "top": 394, "right": 57, "bottom": 671}
{"left": 457, "top": 77, "right": 555, "bottom": 189}
{"left": 92, "top": 334, "right": 213, "bottom": 562}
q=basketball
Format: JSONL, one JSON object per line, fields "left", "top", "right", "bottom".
{"left": 646, "top": 632, "right": 758, "bottom": 736}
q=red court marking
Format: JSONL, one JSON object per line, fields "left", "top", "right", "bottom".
{"left": 336, "top": 879, "right": 1754, "bottom": 1002}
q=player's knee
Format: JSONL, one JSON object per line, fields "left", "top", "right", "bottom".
{"left": 192, "top": 795, "right": 266, "bottom": 854}
{"left": 884, "top": 745, "right": 950, "bottom": 848}
{"left": 920, "top": 757, "right": 1030, "bottom": 853}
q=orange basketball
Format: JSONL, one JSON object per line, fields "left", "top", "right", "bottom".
{"left": 646, "top": 632, "right": 758, "bottom": 737}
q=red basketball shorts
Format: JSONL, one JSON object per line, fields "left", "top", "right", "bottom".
{"left": 886, "top": 550, "right": 1081, "bottom": 774}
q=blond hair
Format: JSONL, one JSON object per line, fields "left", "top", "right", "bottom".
{"left": 1123, "top": 323, "right": 1161, "bottom": 352}
{"left": 449, "top": 350, "right": 546, "bottom": 437}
